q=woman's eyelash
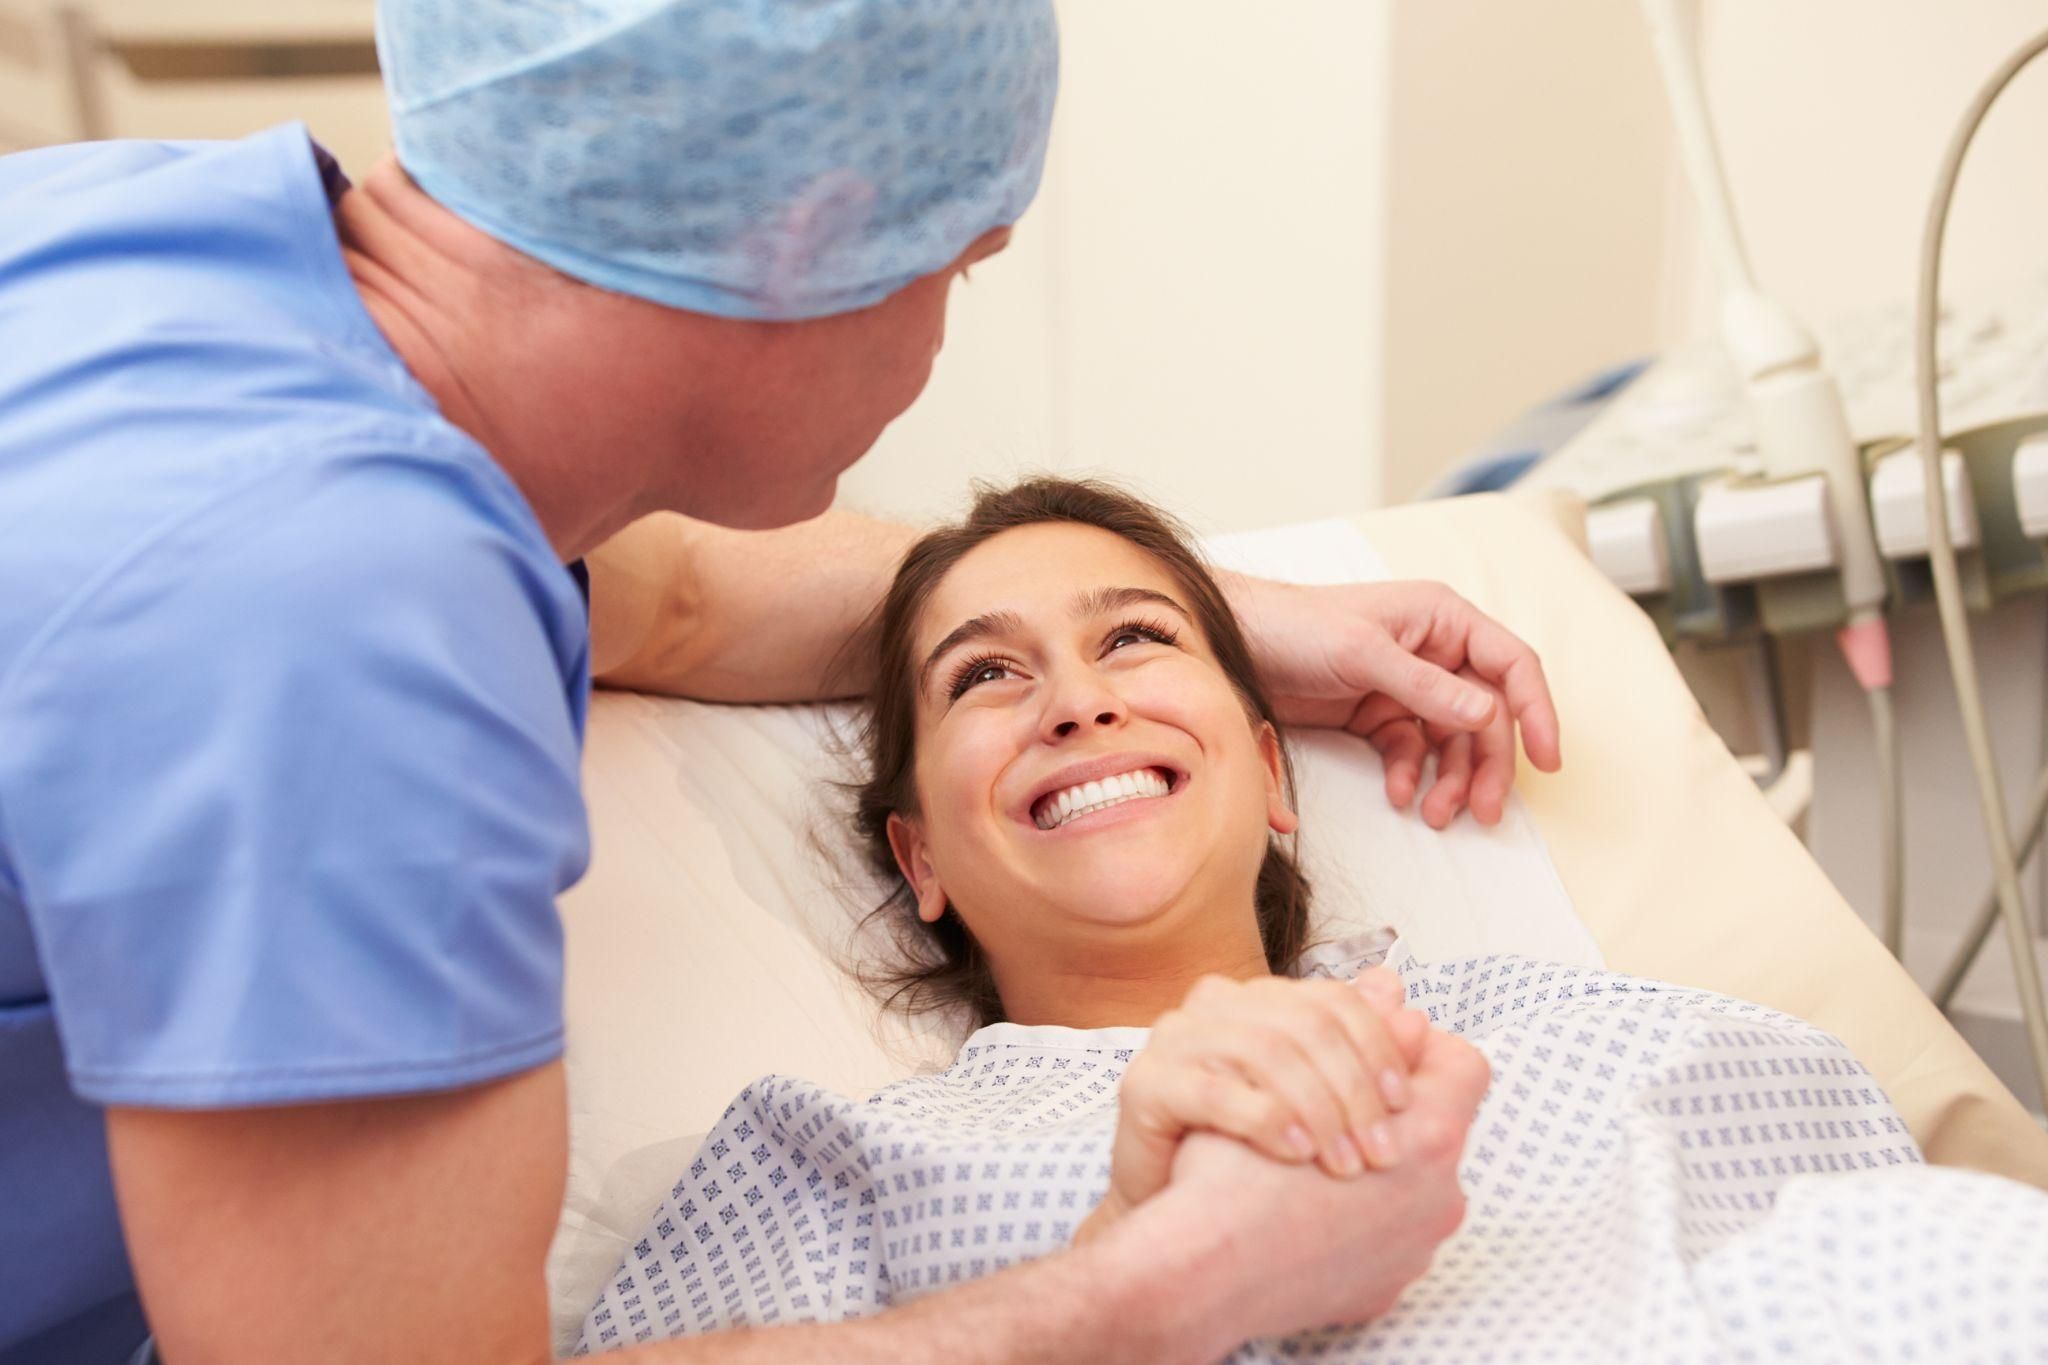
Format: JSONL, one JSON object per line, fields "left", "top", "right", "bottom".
{"left": 944, "top": 619, "right": 1178, "bottom": 702}
{"left": 946, "top": 651, "right": 1015, "bottom": 701}
{"left": 1107, "top": 617, "right": 1179, "bottom": 650}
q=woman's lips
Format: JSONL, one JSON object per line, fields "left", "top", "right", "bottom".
{"left": 1030, "top": 765, "right": 1180, "bottom": 831}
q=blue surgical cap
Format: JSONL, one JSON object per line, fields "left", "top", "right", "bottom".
{"left": 377, "top": 0, "right": 1058, "bottom": 320}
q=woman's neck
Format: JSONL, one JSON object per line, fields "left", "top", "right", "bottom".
{"left": 989, "top": 918, "right": 1272, "bottom": 1029}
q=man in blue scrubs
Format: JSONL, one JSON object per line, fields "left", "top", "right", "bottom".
{"left": 0, "top": 4, "right": 1559, "bottom": 1361}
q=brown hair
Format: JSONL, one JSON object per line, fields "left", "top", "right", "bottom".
{"left": 851, "top": 477, "right": 1312, "bottom": 1028}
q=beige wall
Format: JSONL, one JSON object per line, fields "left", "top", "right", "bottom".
{"left": 1381, "top": 0, "right": 1673, "bottom": 502}
{"left": 0, "top": 0, "right": 387, "bottom": 165}
{"left": 0, "top": 3, "right": 73, "bottom": 151}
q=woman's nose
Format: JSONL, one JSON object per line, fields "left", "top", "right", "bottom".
{"left": 1041, "top": 669, "right": 1127, "bottom": 741}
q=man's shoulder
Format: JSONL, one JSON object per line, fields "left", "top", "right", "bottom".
{"left": 0, "top": 123, "right": 560, "bottom": 684}
{"left": 7, "top": 437, "right": 579, "bottom": 696}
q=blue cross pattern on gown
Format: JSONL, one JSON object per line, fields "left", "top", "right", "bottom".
{"left": 576, "top": 934, "right": 2048, "bottom": 1362}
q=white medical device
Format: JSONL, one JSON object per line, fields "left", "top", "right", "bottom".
{"left": 1605, "top": 4, "right": 2048, "bottom": 1108}
{"left": 1632, "top": 0, "right": 1907, "bottom": 974}
{"left": 1636, "top": 0, "right": 1889, "bottom": 626}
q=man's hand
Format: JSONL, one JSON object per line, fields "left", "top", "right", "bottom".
{"left": 1224, "top": 575, "right": 1563, "bottom": 829}
{"left": 1078, "top": 969, "right": 1427, "bottom": 1246}
{"left": 1136, "top": 1026, "right": 1492, "bottom": 1354}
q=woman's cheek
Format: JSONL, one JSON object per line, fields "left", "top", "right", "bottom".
{"left": 930, "top": 711, "right": 1026, "bottom": 833}
{"left": 1125, "top": 660, "right": 1236, "bottom": 738}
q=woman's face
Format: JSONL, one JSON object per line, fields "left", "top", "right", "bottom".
{"left": 887, "top": 523, "right": 1296, "bottom": 967}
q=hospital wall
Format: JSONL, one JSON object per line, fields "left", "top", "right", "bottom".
{"left": 847, "top": 0, "right": 1682, "bottom": 529}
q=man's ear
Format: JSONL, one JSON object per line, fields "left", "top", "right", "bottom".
{"left": 1258, "top": 723, "right": 1300, "bottom": 836}
{"left": 886, "top": 812, "right": 950, "bottom": 923}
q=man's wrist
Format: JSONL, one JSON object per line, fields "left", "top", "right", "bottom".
{"left": 1075, "top": 1187, "right": 1247, "bottom": 1365}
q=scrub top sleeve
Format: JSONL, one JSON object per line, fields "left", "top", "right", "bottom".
{"left": 0, "top": 454, "right": 591, "bottom": 1108}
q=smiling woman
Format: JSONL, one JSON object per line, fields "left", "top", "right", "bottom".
{"left": 850, "top": 478, "right": 1315, "bottom": 1033}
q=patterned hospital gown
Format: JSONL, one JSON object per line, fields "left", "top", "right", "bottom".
{"left": 576, "top": 934, "right": 2048, "bottom": 1361}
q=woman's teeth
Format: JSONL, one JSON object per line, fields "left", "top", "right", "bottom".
{"left": 1033, "top": 768, "right": 1172, "bottom": 830}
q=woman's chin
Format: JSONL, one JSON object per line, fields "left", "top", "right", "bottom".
{"left": 1031, "top": 867, "right": 1194, "bottom": 931}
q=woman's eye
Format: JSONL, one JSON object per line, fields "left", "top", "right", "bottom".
{"left": 1108, "top": 622, "right": 1177, "bottom": 652}
{"left": 948, "top": 657, "right": 1017, "bottom": 700}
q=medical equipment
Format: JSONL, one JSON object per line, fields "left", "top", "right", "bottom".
{"left": 1516, "top": 9, "right": 2048, "bottom": 1111}
{"left": 1636, "top": 0, "right": 1906, "bottom": 990}
{"left": 545, "top": 496, "right": 2048, "bottom": 1348}
{"left": 1909, "top": 23, "right": 2048, "bottom": 1106}
{"left": 1637, "top": 1, "right": 1888, "bottom": 631}
{"left": 376, "top": 0, "right": 1057, "bottom": 320}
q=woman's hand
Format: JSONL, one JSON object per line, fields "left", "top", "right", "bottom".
{"left": 1077, "top": 966, "right": 1429, "bottom": 1245}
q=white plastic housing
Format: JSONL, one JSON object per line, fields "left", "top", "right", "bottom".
{"left": 2016, "top": 434, "right": 2048, "bottom": 539}
{"left": 1742, "top": 365, "right": 1888, "bottom": 612}
{"left": 1870, "top": 448, "right": 1978, "bottom": 558}
{"left": 1586, "top": 499, "right": 1672, "bottom": 596}
{"left": 1638, "top": 0, "right": 1885, "bottom": 614}
{"left": 1694, "top": 475, "right": 1838, "bottom": 584}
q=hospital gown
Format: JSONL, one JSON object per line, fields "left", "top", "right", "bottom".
{"left": 576, "top": 934, "right": 2048, "bottom": 1361}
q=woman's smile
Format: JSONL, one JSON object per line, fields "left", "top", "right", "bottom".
{"left": 1030, "top": 763, "right": 1181, "bottom": 832}
{"left": 1022, "top": 754, "right": 1186, "bottom": 831}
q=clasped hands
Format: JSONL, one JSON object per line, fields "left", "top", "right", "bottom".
{"left": 1077, "top": 969, "right": 1490, "bottom": 1341}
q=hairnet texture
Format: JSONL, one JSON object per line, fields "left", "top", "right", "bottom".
{"left": 378, "top": 0, "right": 1057, "bottom": 320}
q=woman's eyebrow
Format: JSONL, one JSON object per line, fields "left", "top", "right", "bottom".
{"left": 1071, "top": 585, "right": 1191, "bottom": 620}
{"left": 919, "top": 609, "right": 1025, "bottom": 695}
{"left": 916, "top": 588, "right": 1190, "bottom": 698}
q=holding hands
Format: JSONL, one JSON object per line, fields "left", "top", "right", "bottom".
{"left": 1079, "top": 965, "right": 1454, "bottom": 1243}
{"left": 1162, "top": 1025, "right": 1493, "bottom": 1342}
{"left": 1079, "top": 964, "right": 1491, "bottom": 1343}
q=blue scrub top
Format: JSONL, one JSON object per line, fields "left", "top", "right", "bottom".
{"left": 0, "top": 126, "right": 592, "bottom": 1362}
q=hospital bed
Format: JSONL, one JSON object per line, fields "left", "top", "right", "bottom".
{"left": 545, "top": 491, "right": 2048, "bottom": 1348}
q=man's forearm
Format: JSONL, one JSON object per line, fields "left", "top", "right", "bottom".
{"left": 587, "top": 509, "right": 915, "bottom": 701}
{"left": 603, "top": 1205, "right": 1238, "bottom": 1365}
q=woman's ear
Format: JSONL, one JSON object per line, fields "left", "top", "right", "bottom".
{"left": 886, "top": 812, "right": 950, "bottom": 923}
{"left": 1257, "top": 723, "right": 1300, "bottom": 836}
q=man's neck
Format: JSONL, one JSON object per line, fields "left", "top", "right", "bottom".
{"left": 331, "top": 159, "right": 653, "bottom": 561}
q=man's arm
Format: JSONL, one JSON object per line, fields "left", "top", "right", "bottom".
{"left": 587, "top": 509, "right": 912, "bottom": 701}
{"left": 107, "top": 1063, "right": 1239, "bottom": 1365}
{"left": 586, "top": 506, "right": 1562, "bottom": 825}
